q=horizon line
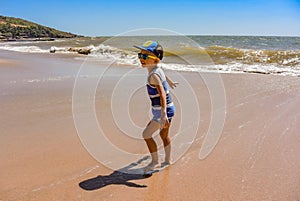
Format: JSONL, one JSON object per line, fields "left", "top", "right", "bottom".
{"left": 81, "top": 34, "right": 300, "bottom": 38}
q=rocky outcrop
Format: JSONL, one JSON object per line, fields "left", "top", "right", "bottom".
{"left": 67, "top": 47, "right": 92, "bottom": 55}
{"left": 49, "top": 46, "right": 92, "bottom": 55}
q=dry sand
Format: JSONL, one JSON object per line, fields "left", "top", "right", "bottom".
{"left": 0, "top": 50, "right": 299, "bottom": 200}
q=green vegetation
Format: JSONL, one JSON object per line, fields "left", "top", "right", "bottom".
{"left": 0, "top": 15, "right": 79, "bottom": 39}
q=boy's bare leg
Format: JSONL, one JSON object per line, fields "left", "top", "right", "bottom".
{"left": 160, "top": 123, "right": 171, "bottom": 165}
{"left": 143, "top": 120, "right": 160, "bottom": 170}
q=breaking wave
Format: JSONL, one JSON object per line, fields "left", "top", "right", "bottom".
{"left": 205, "top": 46, "right": 300, "bottom": 67}
{"left": 1, "top": 41, "right": 300, "bottom": 76}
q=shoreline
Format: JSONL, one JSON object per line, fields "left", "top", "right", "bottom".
{"left": 1, "top": 48, "right": 300, "bottom": 77}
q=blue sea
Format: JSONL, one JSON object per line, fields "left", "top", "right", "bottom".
{"left": 1, "top": 35, "right": 300, "bottom": 76}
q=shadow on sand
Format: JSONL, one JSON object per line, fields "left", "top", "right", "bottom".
{"left": 79, "top": 156, "right": 152, "bottom": 190}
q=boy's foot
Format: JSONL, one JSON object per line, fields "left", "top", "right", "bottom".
{"left": 161, "top": 161, "right": 171, "bottom": 168}
{"left": 144, "top": 161, "right": 160, "bottom": 173}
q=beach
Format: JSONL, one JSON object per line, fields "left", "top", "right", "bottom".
{"left": 0, "top": 49, "right": 299, "bottom": 200}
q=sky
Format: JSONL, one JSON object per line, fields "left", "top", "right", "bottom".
{"left": 0, "top": 0, "right": 300, "bottom": 36}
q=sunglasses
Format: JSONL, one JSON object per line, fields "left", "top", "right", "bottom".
{"left": 138, "top": 53, "right": 157, "bottom": 60}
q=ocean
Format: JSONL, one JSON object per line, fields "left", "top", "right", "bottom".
{"left": 1, "top": 35, "right": 300, "bottom": 76}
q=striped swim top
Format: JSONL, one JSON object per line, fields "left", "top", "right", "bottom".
{"left": 146, "top": 67, "right": 174, "bottom": 112}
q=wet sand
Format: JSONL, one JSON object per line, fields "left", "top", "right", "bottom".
{"left": 0, "top": 50, "right": 300, "bottom": 200}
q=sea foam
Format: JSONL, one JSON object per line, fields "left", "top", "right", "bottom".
{"left": 1, "top": 39, "right": 300, "bottom": 76}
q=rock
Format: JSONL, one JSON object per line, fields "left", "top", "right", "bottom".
{"left": 50, "top": 46, "right": 56, "bottom": 53}
{"left": 68, "top": 47, "right": 91, "bottom": 55}
{"left": 77, "top": 48, "right": 91, "bottom": 55}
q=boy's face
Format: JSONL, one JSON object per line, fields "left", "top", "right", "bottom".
{"left": 138, "top": 50, "right": 159, "bottom": 68}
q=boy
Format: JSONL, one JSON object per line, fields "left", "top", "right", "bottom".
{"left": 134, "top": 40, "right": 178, "bottom": 171}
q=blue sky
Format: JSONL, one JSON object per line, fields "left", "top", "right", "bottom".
{"left": 0, "top": 0, "right": 300, "bottom": 36}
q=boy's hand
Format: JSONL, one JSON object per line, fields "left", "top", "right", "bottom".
{"left": 168, "top": 81, "right": 179, "bottom": 89}
{"left": 166, "top": 76, "right": 179, "bottom": 89}
{"left": 160, "top": 114, "right": 170, "bottom": 129}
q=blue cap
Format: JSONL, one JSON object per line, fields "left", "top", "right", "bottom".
{"left": 134, "top": 40, "right": 163, "bottom": 60}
